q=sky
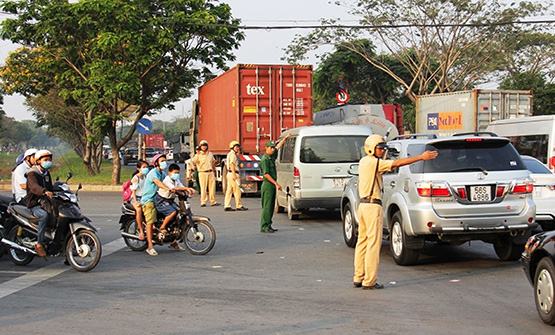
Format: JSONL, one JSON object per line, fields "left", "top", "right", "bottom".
{"left": 0, "top": 0, "right": 355, "bottom": 122}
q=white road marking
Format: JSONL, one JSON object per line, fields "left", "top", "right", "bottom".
{"left": 0, "top": 238, "right": 125, "bottom": 300}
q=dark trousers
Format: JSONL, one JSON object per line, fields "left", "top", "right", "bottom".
{"left": 260, "top": 182, "right": 276, "bottom": 231}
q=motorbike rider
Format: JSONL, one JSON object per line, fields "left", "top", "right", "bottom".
{"left": 11, "top": 148, "right": 37, "bottom": 203}
{"left": 155, "top": 163, "right": 195, "bottom": 250}
{"left": 25, "top": 150, "right": 54, "bottom": 257}
{"left": 141, "top": 154, "right": 173, "bottom": 256}
{"left": 130, "top": 160, "right": 149, "bottom": 241}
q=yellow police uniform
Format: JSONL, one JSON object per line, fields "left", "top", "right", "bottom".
{"left": 353, "top": 136, "right": 394, "bottom": 287}
{"left": 224, "top": 149, "right": 244, "bottom": 209}
{"left": 192, "top": 151, "right": 217, "bottom": 206}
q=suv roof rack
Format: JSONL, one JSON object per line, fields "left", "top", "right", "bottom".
{"left": 392, "top": 134, "right": 438, "bottom": 140}
{"left": 452, "top": 132, "right": 498, "bottom": 137}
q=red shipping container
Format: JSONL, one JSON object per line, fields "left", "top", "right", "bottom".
{"left": 144, "top": 134, "right": 165, "bottom": 149}
{"left": 193, "top": 64, "right": 313, "bottom": 156}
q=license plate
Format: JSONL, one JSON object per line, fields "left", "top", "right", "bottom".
{"left": 241, "top": 183, "right": 257, "bottom": 193}
{"left": 470, "top": 186, "right": 491, "bottom": 202}
{"left": 332, "top": 178, "right": 349, "bottom": 189}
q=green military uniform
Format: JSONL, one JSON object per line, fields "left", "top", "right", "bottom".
{"left": 260, "top": 145, "right": 278, "bottom": 232}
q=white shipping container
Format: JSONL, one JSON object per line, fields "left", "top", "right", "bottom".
{"left": 415, "top": 90, "right": 533, "bottom": 136}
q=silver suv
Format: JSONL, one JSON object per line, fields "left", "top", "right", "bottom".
{"left": 341, "top": 133, "right": 537, "bottom": 265}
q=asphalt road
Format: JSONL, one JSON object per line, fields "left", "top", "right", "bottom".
{"left": 0, "top": 191, "right": 552, "bottom": 335}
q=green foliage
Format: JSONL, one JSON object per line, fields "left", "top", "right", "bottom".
{"left": 314, "top": 40, "right": 409, "bottom": 111}
{"left": 500, "top": 72, "right": 555, "bottom": 115}
{"left": 0, "top": 0, "right": 243, "bottom": 184}
{"left": 285, "top": 0, "right": 549, "bottom": 102}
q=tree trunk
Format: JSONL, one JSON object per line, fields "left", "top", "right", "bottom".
{"left": 108, "top": 126, "right": 122, "bottom": 185}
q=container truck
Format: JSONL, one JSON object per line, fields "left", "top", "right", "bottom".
{"left": 313, "top": 104, "right": 404, "bottom": 140}
{"left": 415, "top": 89, "right": 533, "bottom": 136}
{"left": 190, "top": 64, "right": 314, "bottom": 193}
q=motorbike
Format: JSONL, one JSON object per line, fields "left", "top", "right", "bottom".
{"left": 119, "top": 191, "right": 216, "bottom": 255}
{"left": 1, "top": 173, "right": 102, "bottom": 272}
{"left": 0, "top": 193, "right": 16, "bottom": 257}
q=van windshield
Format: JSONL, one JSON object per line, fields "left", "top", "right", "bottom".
{"left": 300, "top": 136, "right": 367, "bottom": 164}
{"left": 421, "top": 139, "right": 525, "bottom": 173}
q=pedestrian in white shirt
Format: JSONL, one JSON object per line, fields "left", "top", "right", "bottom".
{"left": 11, "top": 148, "right": 37, "bottom": 203}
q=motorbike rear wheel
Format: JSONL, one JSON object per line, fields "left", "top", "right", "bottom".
{"left": 7, "top": 226, "right": 34, "bottom": 266}
{"left": 182, "top": 220, "right": 216, "bottom": 255}
{"left": 66, "top": 230, "right": 102, "bottom": 272}
{"left": 122, "top": 219, "right": 148, "bottom": 251}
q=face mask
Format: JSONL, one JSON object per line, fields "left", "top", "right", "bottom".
{"left": 41, "top": 161, "right": 53, "bottom": 170}
{"left": 140, "top": 167, "right": 149, "bottom": 175}
{"left": 159, "top": 161, "right": 168, "bottom": 170}
{"left": 170, "top": 173, "right": 180, "bottom": 181}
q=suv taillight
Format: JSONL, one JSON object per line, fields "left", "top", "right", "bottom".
{"left": 416, "top": 182, "right": 451, "bottom": 197}
{"left": 293, "top": 167, "right": 300, "bottom": 188}
{"left": 496, "top": 185, "right": 506, "bottom": 197}
{"left": 511, "top": 182, "right": 533, "bottom": 194}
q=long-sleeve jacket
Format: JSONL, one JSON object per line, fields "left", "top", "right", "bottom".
{"left": 25, "top": 166, "right": 53, "bottom": 208}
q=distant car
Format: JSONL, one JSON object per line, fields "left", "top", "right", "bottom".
{"left": 123, "top": 148, "right": 138, "bottom": 166}
{"left": 145, "top": 148, "right": 162, "bottom": 162}
{"left": 341, "top": 133, "right": 538, "bottom": 265}
{"left": 521, "top": 230, "right": 555, "bottom": 325}
{"left": 521, "top": 155, "right": 555, "bottom": 231}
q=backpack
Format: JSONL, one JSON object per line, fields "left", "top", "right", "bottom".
{"left": 122, "top": 180, "right": 132, "bottom": 202}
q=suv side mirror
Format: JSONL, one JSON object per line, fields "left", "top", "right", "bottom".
{"left": 348, "top": 164, "right": 359, "bottom": 176}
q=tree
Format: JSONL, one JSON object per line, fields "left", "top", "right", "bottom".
{"left": 285, "top": 0, "right": 547, "bottom": 102}
{"left": 1, "top": 0, "right": 243, "bottom": 184}
{"left": 313, "top": 39, "right": 409, "bottom": 111}
{"left": 26, "top": 90, "right": 104, "bottom": 174}
{"left": 500, "top": 71, "right": 555, "bottom": 115}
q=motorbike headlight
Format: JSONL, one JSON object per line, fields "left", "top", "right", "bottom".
{"left": 68, "top": 193, "right": 78, "bottom": 203}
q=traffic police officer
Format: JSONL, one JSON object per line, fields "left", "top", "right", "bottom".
{"left": 224, "top": 140, "right": 248, "bottom": 211}
{"left": 353, "top": 135, "right": 438, "bottom": 289}
{"left": 259, "top": 135, "right": 289, "bottom": 233}
{"left": 192, "top": 140, "right": 219, "bottom": 207}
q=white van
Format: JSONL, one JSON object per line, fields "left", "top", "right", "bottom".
{"left": 487, "top": 115, "right": 555, "bottom": 171}
{"left": 275, "top": 125, "right": 372, "bottom": 220}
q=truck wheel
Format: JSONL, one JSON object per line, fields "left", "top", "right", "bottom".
{"left": 534, "top": 257, "right": 555, "bottom": 325}
{"left": 221, "top": 166, "right": 227, "bottom": 195}
{"left": 389, "top": 211, "right": 419, "bottom": 266}
{"left": 493, "top": 237, "right": 524, "bottom": 261}
{"left": 342, "top": 202, "right": 357, "bottom": 248}
{"left": 287, "top": 195, "right": 300, "bottom": 220}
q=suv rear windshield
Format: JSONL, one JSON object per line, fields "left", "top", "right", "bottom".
{"left": 300, "top": 136, "right": 366, "bottom": 164}
{"left": 409, "top": 139, "right": 526, "bottom": 173}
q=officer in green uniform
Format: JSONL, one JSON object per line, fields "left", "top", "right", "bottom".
{"left": 259, "top": 135, "right": 289, "bottom": 233}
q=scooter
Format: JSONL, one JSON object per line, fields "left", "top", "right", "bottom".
{"left": 1, "top": 173, "right": 102, "bottom": 272}
{"left": 119, "top": 191, "right": 216, "bottom": 255}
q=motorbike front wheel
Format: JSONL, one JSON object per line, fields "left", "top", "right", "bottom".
{"left": 66, "top": 230, "right": 102, "bottom": 272}
{"left": 182, "top": 220, "right": 216, "bottom": 255}
{"left": 7, "top": 226, "right": 35, "bottom": 266}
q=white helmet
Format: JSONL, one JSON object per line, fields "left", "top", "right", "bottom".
{"left": 24, "top": 148, "right": 38, "bottom": 158}
{"left": 35, "top": 149, "right": 53, "bottom": 161}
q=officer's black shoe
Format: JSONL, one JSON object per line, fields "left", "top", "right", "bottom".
{"left": 268, "top": 227, "right": 278, "bottom": 232}
{"left": 362, "top": 283, "right": 384, "bottom": 290}
{"left": 200, "top": 204, "right": 206, "bottom": 207}
{"left": 353, "top": 282, "right": 362, "bottom": 288}
{"left": 224, "top": 207, "right": 235, "bottom": 212}
{"left": 236, "top": 207, "right": 248, "bottom": 211}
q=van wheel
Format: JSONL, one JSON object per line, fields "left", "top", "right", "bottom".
{"left": 287, "top": 195, "right": 299, "bottom": 220}
{"left": 275, "top": 196, "right": 285, "bottom": 213}
{"left": 493, "top": 238, "right": 524, "bottom": 261}
{"left": 342, "top": 202, "right": 357, "bottom": 248}
{"left": 389, "top": 212, "right": 419, "bottom": 266}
